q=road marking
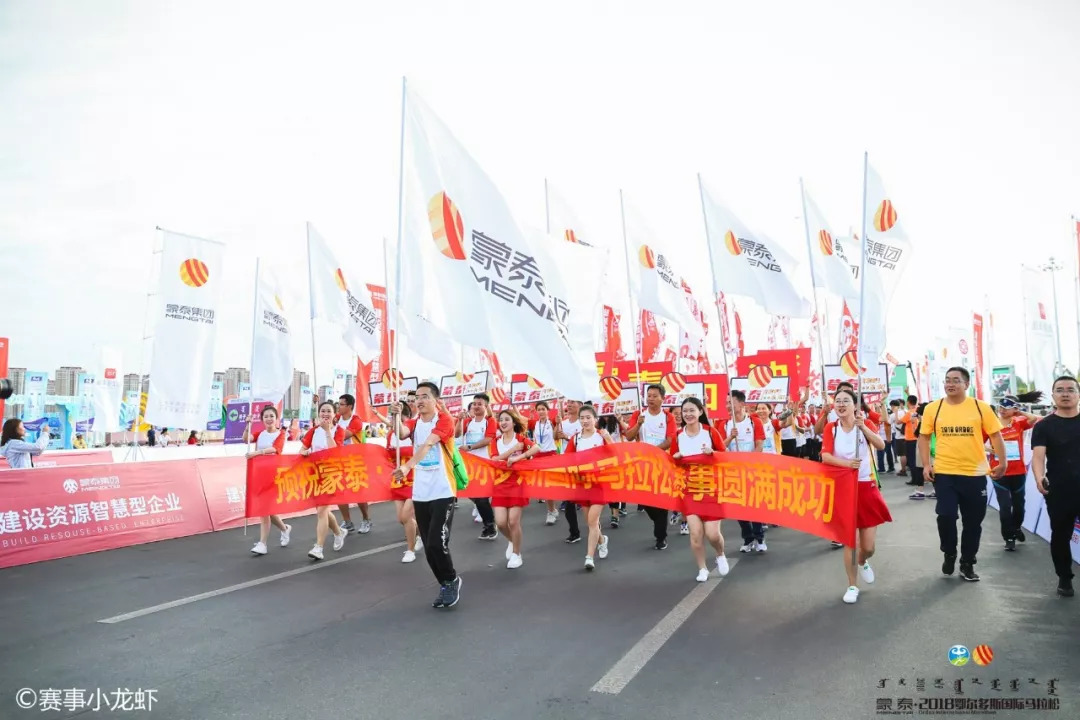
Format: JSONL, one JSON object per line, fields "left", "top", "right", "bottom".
{"left": 590, "top": 558, "right": 738, "bottom": 695}
{"left": 98, "top": 542, "right": 404, "bottom": 624}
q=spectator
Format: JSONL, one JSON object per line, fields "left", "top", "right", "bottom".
{"left": 187, "top": 430, "right": 199, "bottom": 446}
{"left": 1, "top": 419, "right": 50, "bottom": 469}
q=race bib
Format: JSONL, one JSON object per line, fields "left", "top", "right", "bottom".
{"left": 417, "top": 443, "right": 441, "bottom": 468}
{"left": 465, "top": 430, "right": 482, "bottom": 446}
{"left": 1004, "top": 440, "right": 1021, "bottom": 462}
{"left": 645, "top": 429, "right": 665, "bottom": 446}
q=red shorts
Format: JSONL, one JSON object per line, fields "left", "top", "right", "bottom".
{"left": 684, "top": 514, "right": 722, "bottom": 523}
{"left": 856, "top": 481, "right": 893, "bottom": 529}
{"left": 491, "top": 496, "right": 530, "bottom": 509}
{"left": 390, "top": 483, "right": 413, "bottom": 502}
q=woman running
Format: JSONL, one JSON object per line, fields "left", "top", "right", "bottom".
{"left": 388, "top": 401, "right": 423, "bottom": 563}
{"left": 530, "top": 400, "right": 560, "bottom": 526}
{"left": 991, "top": 391, "right": 1043, "bottom": 550}
{"left": 670, "top": 397, "right": 730, "bottom": 582}
{"left": 490, "top": 409, "right": 540, "bottom": 569}
{"left": 243, "top": 405, "right": 291, "bottom": 555}
{"left": 300, "top": 401, "right": 348, "bottom": 561}
{"left": 820, "top": 388, "right": 892, "bottom": 604}
{"left": 564, "top": 405, "right": 611, "bottom": 570}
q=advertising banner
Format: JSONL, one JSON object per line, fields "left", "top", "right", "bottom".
{"left": 206, "top": 381, "right": 224, "bottom": 431}
{"left": 735, "top": 349, "right": 810, "bottom": 402}
{"left": 728, "top": 376, "right": 791, "bottom": 404}
{"left": 0, "top": 337, "right": 7, "bottom": 420}
{"left": 368, "top": 377, "right": 418, "bottom": 408}
{"left": 439, "top": 371, "right": 491, "bottom": 400}
{"left": 510, "top": 374, "right": 560, "bottom": 406}
{"left": 22, "top": 370, "right": 48, "bottom": 425}
{"left": 223, "top": 401, "right": 275, "bottom": 444}
{"left": 991, "top": 365, "right": 1016, "bottom": 400}
{"left": 823, "top": 363, "right": 890, "bottom": 396}
{"left": 91, "top": 348, "right": 125, "bottom": 433}
{"left": 298, "top": 386, "right": 313, "bottom": 429}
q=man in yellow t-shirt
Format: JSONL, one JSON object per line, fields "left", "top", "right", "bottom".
{"left": 919, "top": 367, "right": 1006, "bottom": 583}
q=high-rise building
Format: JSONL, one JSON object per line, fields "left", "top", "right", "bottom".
{"left": 7, "top": 368, "right": 26, "bottom": 395}
{"left": 213, "top": 371, "right": 226, "bottom": 385}
{"left": 224, "top": 367, "right": 250, "bottom": 399}
{"left": 46, "top": 380, "right": 56, "bottom": 395}
{"left": 284, "top": 369, "right": 310, "bottom": 412}
{"left": 345, "top": 374, "right": 356, "bottom": 398}
{"left": 122, "top": 374, "right": 149, "bottom": 394}
{"left": 53, "top": 366, "right": 84, "bottom": 396}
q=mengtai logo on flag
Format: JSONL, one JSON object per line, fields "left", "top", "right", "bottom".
{"left": 334, "top": 268, "right": 347, "bottom": 292}
{"left": 724, "top": 230, "right": 743, "bottom": 256}
{"left": 873, "top": 199, "right": 898, "bottom": 233}
{"left": 179, "top": 258, "right": 209, "bottom": 288}
{"left": 638, "top": 245, "right": 656, "bottom": 269}
{"left": 428, "top": 191, "right": 467, "bottom": 261}
{"left": 818, "top": 229, "right": 834, "bottom": 256}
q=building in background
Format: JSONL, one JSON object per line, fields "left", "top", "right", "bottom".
{"left": 284, "top": 369, "right": 310, "bottom": 413}
{"left": 123, "top": 374, "right": 149, "bottom": 394}
{"left": 223, "top": 367, "right": 250, "bottom": 399}
{"left": 345, "top": 374, "right": 356, "bottom": 397}
{"left": 2, "top": 367, "right": 25, "bottom": 419}
{"left": 53, "top": 366, "right": 84, "bottom": 396}
{"left": 213, "top": 371, "right": 225, "bottom": 385}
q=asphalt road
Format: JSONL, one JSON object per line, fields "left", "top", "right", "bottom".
{"left": 1, "top": 475, "right": 1077, "bottom": 720}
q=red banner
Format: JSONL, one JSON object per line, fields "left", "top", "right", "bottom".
{"left": 196, "top": 457, "right": 316, "bottom": 531}
{"left": 600, "top": 305, "right": 626, "bottom": 366}
{"left": 735, "top": 349, "right": 810, "bottom": 402}
{"left": 0, "top": 461, "right": 214, "bottom": 569}
{"left": 593, "top": 358, "right": 672, "bottom": 386}
{"left": 972, "top": 313, "right": 985, "bottom": 401}
{"left": 684, "top": 373, "right": 730, "bottom": 422}
{"left": 245, "top": 443, "right": 858, "bottom": 544}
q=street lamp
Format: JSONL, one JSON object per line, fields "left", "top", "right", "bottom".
{"left": 1040, "top": 257, "right": 1065, "bottom": 376}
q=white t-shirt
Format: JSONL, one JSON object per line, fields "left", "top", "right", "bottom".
{"left": 640, "top": 410, "right": 668, "bottom": 447}
{"left": 309, "top": 427, "right": 330, "bottom": 452}
{"left": 779, "top": 420, "right": 796, "bottom": 441}
{"left": 464, "top": 417, "right": 492, "bottom": 458}
{"left": 389, "top": 432, "right": 412, "bottom": 449}
{"left": 761, "top": 420, "right": 778, "bottom": 454}
{"left": 495, "top": 435, "right": 521, "bottom": 457}
{"left": 561, "top": 418, "right": 582, "bottom": 441}
{"left": 676, "top": 427, "right": 713, "bottom": 456}
{"left": 890, "top": 412, "right": 905, "bottom": 439}
{"left": 574, "top": 432, "right": 605, "bottom": 451}
{"left": 725, "top": 416, "right": 758, "bottom": 453}
{"left": 337, "top": 416, "right": 358, "bottom": 444}
{"left": 532, "top": 420, "right": 557, "bottom": 452}
{"left": 831, "top": 424, "right": 874, "bottom": 482}
{"left": 256, "top": 429, "right": 282, "bottom": 452}
{"left": 412, "top": 416, "right": 453, "bottom": 502}
{"left": 159, "top": 433, "right": 171, "bottom": 447}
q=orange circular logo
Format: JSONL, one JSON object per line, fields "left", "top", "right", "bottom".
{"left": 526, "top": 376, "right": 545, "bottom": 389}
{"left": 428, "top": 192, "right": 467, "bottom": 261}
{"left": 638, "top": 245, "right": 656, "bottom": 269}
{"left": 334, "top": 268, "right": 347, "bottom": 292}
{"left": 457, "top": 372, "right": 474, "bottom": 383}
{"left": 840, "top": 351, "right": 860, "bottom": 377}
{"left": 873, "top": 199, "right": 898, "bottom": 233}
{"left": 179, "top": 258, "right": 209, "bottom": 288}
{"left": 599, "top": 376, "right": 622, "bottom": 401}
{"left": 490, "top": 387, "right": 507, "bottom": 404}
{"left": 972, "top": 645, "right": 994, "bottom": 666}
{"left": 661, "top": 372, "right": 686, "bottom": 394}
{"left": 748, "top": 365, "right": 773, "bottom": 389}
{"left": 724, "top": 230, "right": 742, "bottom": 256}
{"left": 818, "top": 230, "right": 834, "bottom": 256}
{"left": 565, "top": 229, "right": 580, "bottom": 244}
{"left": 381, "top": 368, "right": 404, "bottom": 390}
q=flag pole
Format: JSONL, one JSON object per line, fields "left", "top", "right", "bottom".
{"left": 852, "top": 151, "right": 871, "bottom": 565}
{"left": 618, "top": 189, "right": 643, "bottom": 409}
{"left": 544, "top": 178, "right": 551, "bottom": 236}
{"left": 696, "top": 173, "right": 732, "bottom": 381}
{"left": 245, "top": 258, "right": 261, "bottom": 537}
{"left": 799, "top": 178, "right": 830, "bottom": 404}
{"left": 392, "top": 76, "right": 408, "bottom": 466}
{"left": 305, "top": 223, "right": 320, "bottom": 415}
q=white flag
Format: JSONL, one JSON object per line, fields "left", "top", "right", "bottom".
{"left": 307, "top": 222, "right": 380, "bottom": 360}
{"left": 250, "top": 261, "right": 294, "bottom": 403}
{"left": 400, "top": 82, "right": 592, "bottom": 398}
{"left": 91, "top": 347, "right": 124, "bottom": 433}
{"left": 1021, "top": 267, "right": 1057, "bottom": 394}
{"left": 857, "top": 160, "right": 913, "bottom": 365}
{"left": 699, "top": 177, "right": 810, "bottom": 318}
{"left": 146, "top": 230, "right": 225, "bottom": 429}
{"left": 622, "top": 195, "right": 704, "bottom": 336}
{"left": 800, "top": 182, "right": 859, "bottom": 303}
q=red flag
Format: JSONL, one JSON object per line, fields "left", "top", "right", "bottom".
{"left": 354, "top": 357, "right": 380, "bottom": 423}
{"left": 637, "top": 309, "right": 662, "bottom": 363}
{"left": 366, "top": 284, "right": 392, "bottom": 382}
{"left": 838, "top": 301, "right": 859, "bottom": 358}
{"left": 601, "top": 305, "right": 626, "bottom": 365}
{"left": 733, "top": 308, "right": 745, "bottom": 357}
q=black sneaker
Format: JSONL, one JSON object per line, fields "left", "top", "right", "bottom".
{"left": 479, "top": 525, "right": 497, "bottom": 541}
{"left": 619, "top": 508, "right": 628, "bottom": 517}
{"left": 565, "top": 534, "right": 582, "bottom": 544}
{"left": 432, "top": 584, "right": 449, "bottom": 608}
{"left": 341, "top": 521, "right": 356, "bottom": 532}
{"left": 959, "top": 563, "right": 980, "bottom": 582}
{"left": 444, "top": 575, "right": 462, "bottom": 607}
{"left": 1016, "top": 529, "right": 1026, "bottom": 543}
{"left": 1058, "top": 578, "right": 1074, "bottom": 597}
{"left": 942, "top": 554, "right": 957, "bottom": 576}
{"left": 1004, "top": 539, "right": 1016, "bottom": 552}
{"left": 655, "top": 539, "right": 668, "bottom": 551}
{"left": 610, "top": 517, "right": 620, "bottom": 529}
{"left": 637, "top": 505, "right": 646, "bottom": 513}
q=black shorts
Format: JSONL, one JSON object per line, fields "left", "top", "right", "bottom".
{"left": 892, "top": 437, "right": 906, "bottom": 455}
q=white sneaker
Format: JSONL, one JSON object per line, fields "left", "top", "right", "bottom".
{"left": 598, "top": 535, "right": 609, "bottom": 559}
{"left": 507, "top": 553, "right": 523, "bottom": 569}
{"left": 680, "top": 523, "right": 690, "bottom": 536}
{"left": 402, "top": 550, "right": 417, "bottom": 563}
{"left": 333, "top": 529, "right": 347, "bottom": 552}
{"left": 308, "top": 544, "right": 324, "bottom": 561}
{"left": 279, "top": 524, "right": 292, "bottom": 548}
{"left": 696, "top": 567, "right": 710, "bottom": 582}
{"left": 859, "top": 561, "right": 875, "bottom": 584}
{"left": 842, "top": 586, "right": 860, "bottom": 604}
{"left": 584, "top": 556, "right": 595, "bottom": 571}
{"left": 739, "top": 541, "right": 756, "bottom": 553}
{"left": 251, "top": 541, "right": 268, "bottom": 556}
{"left": 506, "top": 541, "right": 514, "bottom": 560}
{"left": 545, "top": 511, "right": 558, "bottom": 526}
{"left": 716, "top": 555, "right": 730, "bottom": 577}
{"left": 414, "top": 536, "right": 424, "bottom": 552}
{"left": 472, "top": 507, "right": 482, "bottom": 523}
{"left": 358, "top": 520, "right": 372, "bottom": 534}
{"left": 755, "top": 540, "right": 768, "bottom": 553}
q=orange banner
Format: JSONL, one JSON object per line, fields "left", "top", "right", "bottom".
{"left": 246, "top": 443, "right": 859, "bottom": 544}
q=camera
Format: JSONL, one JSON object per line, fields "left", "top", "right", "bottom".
{"left": 0, "top": 379, "right": 12, "bottom": 400}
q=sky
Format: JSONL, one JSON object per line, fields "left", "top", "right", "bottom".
{"left": 2, "top": 0, "right": 1079, "bottom": 388}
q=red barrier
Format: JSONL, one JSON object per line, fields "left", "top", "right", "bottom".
{"left": 195, "top": 457, "right": 250, "bottom": 531}
{"left": 1, "top": 450, "right": 114, "bottom": 469}
{"left": 0, "top": 461, "right": 213, "bottom": 569}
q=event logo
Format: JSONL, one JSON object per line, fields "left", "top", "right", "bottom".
{"left": 334, "top": 268, "right": 347, "bottom": 292}
{"left": 564, "top": 229, "right": 581, "bottom": 244}
{"left": 972, "top": 644, "right": 994, "bottom": 666}
{"left": 817, "top": 229, "right": 834, "bottom": 256}
{"left": 662, "top": 371, "right": 686, "bottom": 394}
{"left": 599, "top": 376, "right": 622, "bottom": 401}
{"left": 490, "top": 387, "right": 507, "bottom": 404}
{"left": 428, "top": 192, "right": 467, "bottom": 261}
{"left": 527, "top": 376, "right": 544, "bottom": 389}
{"left": 638, "top": 245, "right": 656, "bottom": 269}
{"left": 748, "top": 365, "right": 773, "bottom": 389}
{"left": 873, "top": 199, "right": 898, "bottom": 233}
{"left": 948, "top": 645, "right": 970, "bottom": 667}
{"left": 959, "top": 339, "right": 969, "bottom": 355}
{"left": 840, "top": 350, "right": 862, "bottom": 378}
{"left": 104, "top": 368, "right": 117, "bottom": 380}
{"left": 381, "top": 368, "right": 405, "bottom": 391}
{"left": 63, "top": 479, "right": 78, "bottom": 494}
{"left": 179, "top": 258, "right": 210, "bottom": 288}
{"left": 724, "top": 230, "right": 743, "bottom": 256}
{"left": 228, "top": 408, "right": 240, "bottom": 422}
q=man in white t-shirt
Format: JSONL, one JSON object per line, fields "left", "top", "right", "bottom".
{"left": 724, "top": 390, "right": 768, "bottom": 553}
{"left": 334, "top": 393, "right": 371, "bottom": 534}
{"left": 624, "top": 385, "right": 677, "bottom": 550}
{"left": 455, "top": 393, "right": 498, "bottom": 540}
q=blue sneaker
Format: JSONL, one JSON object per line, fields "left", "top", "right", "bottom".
{"left": 444, "top": 576, "right": 462, "bottom": 608}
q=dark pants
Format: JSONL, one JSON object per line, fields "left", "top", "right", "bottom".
{"left": 805, "top": 438, "right": 821, "bottom": 462}
{"left": 642, "top": 506, "right": 668, "bottom": 541}
{"left": 739, "top": 520, "right": 766, "bottom": 543}
{"left": 781, "top": 438, "right": 798, "bottom": 457}
{"left": 877, "top": 441, "right": 895, "bottom": 472}
{"left": 893, "top": 438, "right": 906, "bottom": 467}
{"left": 992, "top": 474, "right": 1026, "bottom": 541}
{"left": 473, "top": 497, "right": 495, "bottom": 528}
{"left": 934, "top": 474, "right": 988, "bottom": 564}
{"left": 906, "top": 442, "right": 920, "bottom": 486}
{"left": 1047, "top": 492, "right": 1080, "bottom": 580}
{"left": 414, "top": 498, "right": 457, "bottom": 585}
{"left": 564, "top": 502, "right": 580, "bottom": 538}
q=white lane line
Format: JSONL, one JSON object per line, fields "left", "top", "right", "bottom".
{"left": 98, "top": 542, "right": 404, "bottom": 624}
{"left": 590, "top": 558, "right": 739, "bottom": 695}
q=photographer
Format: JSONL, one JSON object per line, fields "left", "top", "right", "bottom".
{"left": 1, "top": 419, "right": 50, "bottom": 469}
